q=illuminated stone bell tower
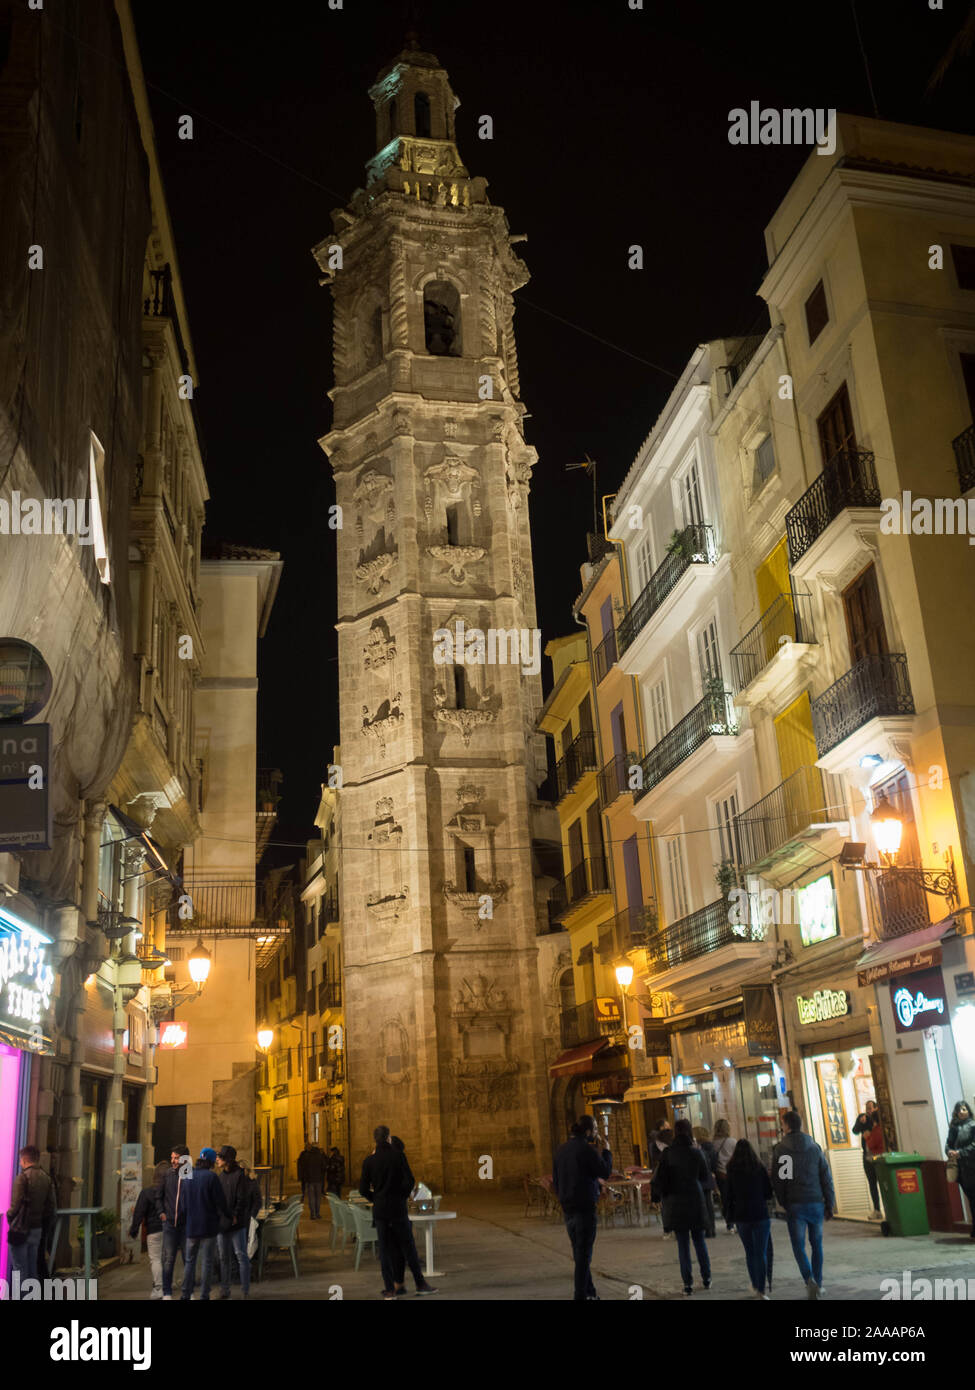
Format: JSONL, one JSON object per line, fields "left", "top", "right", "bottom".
{"left": 314, "top": 38, "right": 552, "bottom": 1189}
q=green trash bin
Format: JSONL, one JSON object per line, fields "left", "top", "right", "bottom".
{"left": 871, "top": 1153, "right": 929, "bottom": 1236}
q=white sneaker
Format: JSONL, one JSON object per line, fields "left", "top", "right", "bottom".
{"left": 162, "top": 1295, "right": 172, "bottom": 1301}
{"left": 755, "top": 1290, "right": 770, "bottom": 1300}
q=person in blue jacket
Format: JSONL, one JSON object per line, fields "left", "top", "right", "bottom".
{"left": 178, "top": 1147, "right": 229, "bottom": 1301}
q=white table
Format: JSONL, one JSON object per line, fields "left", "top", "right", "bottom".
{"left": 408, "top": 1211, "right": 456, "bottom": 1277}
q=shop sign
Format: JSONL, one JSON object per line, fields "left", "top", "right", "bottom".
{"left": 857, "top": 944, "right": 941, "bottom": 987}
{"left": 594, "top": 997, "right": 620, "bottom": 1022}
{"left": 743, "top": 985, "right": 781, "bottom": 1055}
{"left": 895, "top": 1168, "right": 920, "bottom": 1194}
{"left": 796, "top": 988, "right": 850, "bottom": 1026}
{"left": 157, "top": 1021, "right": 188, "bottom": 1050}
{"left": 0, "top": 905, "right": 54, "bottom": 1051}
{"left": 0, "top": 723, "right": 52, "bottom": 850}
{"left": 891, "top": 967, "right": 947, "bottom": 1033}
{"left": 955, "top": 972, "right": 975, "bottom": 995}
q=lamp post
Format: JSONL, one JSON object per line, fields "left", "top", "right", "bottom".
{"left": 838, "top": 796, "right": 959, "bottom": 916}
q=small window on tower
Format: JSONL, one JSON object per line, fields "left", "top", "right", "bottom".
{"left": 414, "top": 91, "right": 431, "bottom": 138}
{"left": 388, "top": 97, "right": 397, "bottom": 140}
{"left": 463, "top": 846, "right": 477, "bottom": 893}
{"left": 361, "top": 303, "right": 383, "bottom": 372}
{"left": 453, "top": 664, "right": 467, "bottom": 709}
{"left": 445, "top": 505, "right": 460, "bottom": 545}
{"left": 424, "top": 281, "right": 461, "bottom": 356}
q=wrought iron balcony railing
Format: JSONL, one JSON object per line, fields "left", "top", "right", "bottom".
{"left": 554, "top": 729, "right": 599, "bottom": 801}
{"left": 559, "top": 996, "right": 620, "bottom": 1049}
{"left": 644, "top": 899, "right": 767, "bottom": 975}
{"left": 634, "top": 688, "right": 738, "bottom": 803}
{"left": 729, "top": 592, "right": 816, "bottom": 693}
{"left": 592, "top": 626, "right": 618, "bottom": 685}
{"left": 549, "top": 856, "right": 611, "bottom": 921}
{"left": 597, "top": 751, "right": 639, "bottom": 809}
{"left": 954, "top": 423, "right": 975, "bottom": 495}
{"left": 734, "top": 764, "right": 847, "bottom": 868}
{"left": 616, "top": 523, "right": 715, "bottom": 655}
{"left": 597, "top": 904, "right": 659, "bottom": 963}
{"left": 587, "top": 531, "right": 615, "bottom": 564}
{"left": 785, "top": 448, "right": 880, "bottom": 566}
{"left": 318, "top": 979, "right": 342, "bottom": 1011}
{"left": 811, "top": 652, "right": 914, "bottom": 757}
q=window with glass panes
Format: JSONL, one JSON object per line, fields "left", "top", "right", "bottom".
{"left": 697, "top": 617, "right": 722, "bottom": 687}
{"left": 713, "top": 789, "right": 743, "bottom": 868}
{"left": 665, "top": 834, "right": 689, "bottom": 922}
{"left": 636, "top": 535, "right": 654, "bottom": 591}
{"left": 677, "top": 456, "right": 704, "bottom": 528}
{"left": 648, "top": 677, "right": 669, "bottom": 746}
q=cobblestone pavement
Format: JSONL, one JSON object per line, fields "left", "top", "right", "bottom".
{"left": 94, "top": 1195, "right": 975, "bottom": 1302}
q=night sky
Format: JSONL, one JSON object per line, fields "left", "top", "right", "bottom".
{"left": 130, "top": 0, "right": 975, "bottom": 857}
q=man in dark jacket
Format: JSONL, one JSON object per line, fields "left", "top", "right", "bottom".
{"left": 360, "top": 1125, "right": 438, "bottom": 1299}
{"left": 178, "top": 1148, "right": 229, "bottom": 1301}
{"left": 852, "top": 1100, "right": 882, "bottom": 1218}
{"left": 771, "top": 1111, "right": 835, "bottom": 1300}
{"left": 160, "top": 1145, "right": 189, "bottom": 1300}
{"left": 6, "top": 1145, "right": 56, "bottom": 1281}
{"left": 297, "top": 1142, "right": 327, "bottom": 1218}
{"left": 552, "top": 1115, "right": 612, "bottom": 1301}
{"left": 216, "top": 1145, "right": 254, "bottom": 1299}
{"left": 326, "top": 1146, "right": 345, "bottom": 1196}
{"left": 129, "top": 1161, "right": 168, "bottom": 1299}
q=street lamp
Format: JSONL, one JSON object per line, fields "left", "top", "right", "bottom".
{"left": 870, "top": 794, "right": 903, "bottom": 862}
{"left": 615, "top": 964, "right": 634, "bottom": 989}
{"left": 187, "top": 938, "right": 211, "bottom": 991}
{"left": 257, "top": 1026, "right": 274, "bottom": 1052}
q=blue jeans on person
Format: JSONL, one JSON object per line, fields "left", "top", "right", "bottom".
{"left": 161, "top": 1223, "right": 185, "bottom": 1296}
{"left": 786, "top": 1201, "right": 824, "bottom": 1286}
{"left": 9, "top": 1227, "right": 43, "bottom": 1280}
{"left": 563, "top": 1207, "right": 598, "bottom": 1300}
{"left": 675, "top": 1228, "right": 711, "bottom": 1289}
{"left": 181, "top": 1235, "right": 216, "bottom": 1300}
{"left": 736, "top": 1217, "right": 771, "bottom": 1293}
{"left": 217, "top": 1226, "right": 251, "bottom": 1296}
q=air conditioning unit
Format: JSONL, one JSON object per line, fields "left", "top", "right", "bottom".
{"left": 0, "top": 853, "right": 20, "bottom": 896}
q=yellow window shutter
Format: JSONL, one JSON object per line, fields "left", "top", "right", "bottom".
{"left": 774, "top": 693, "right": 818, "bottom": 781}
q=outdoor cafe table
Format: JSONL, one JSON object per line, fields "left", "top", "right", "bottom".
{"left": 408, "top": 1210, "right": 456, "bottom": 1277}
{"left": 609, "top": 1176, "right": 653, "bottom": 1225}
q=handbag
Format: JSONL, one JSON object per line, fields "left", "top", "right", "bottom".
{"left": 246, "top": 1216, "right": 259, "bottom": 1259}
{"left": 946, "top": 1158, "right": 959, "bottom": 1183}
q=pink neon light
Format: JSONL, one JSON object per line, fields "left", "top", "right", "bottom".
{"left": 0, "top": 1044, "right": 24, "bottom": 1281}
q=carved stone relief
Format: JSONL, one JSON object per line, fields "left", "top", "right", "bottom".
{"left": 366, "top": 798, "right": 408, "bottom": 921}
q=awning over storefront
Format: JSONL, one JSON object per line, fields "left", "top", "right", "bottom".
{"left": 549, "top": 1038, "right": 609, "bottom": 1077}
{"left": 856, "top": 915, "right": 957, "bottom": 986}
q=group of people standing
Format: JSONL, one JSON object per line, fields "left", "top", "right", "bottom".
{"left": 552, "top": 1111, "right": 835, "bottom": 1301}
{"left": 129, "top": 1144, "right": 261, "bottom": 1300}
{"left": 359, "top": 1125, "right": 438, "bottom": 1298}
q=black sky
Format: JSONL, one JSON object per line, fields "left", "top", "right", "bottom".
{"left": 129, "top": 0, "right": 975, "bottom": 858}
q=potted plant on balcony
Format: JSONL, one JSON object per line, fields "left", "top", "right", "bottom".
{"left": 666, "top": 528, "right": 689, "bottom": 559}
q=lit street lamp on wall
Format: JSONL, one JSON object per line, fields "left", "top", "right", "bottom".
{"left": 839, "top": 794, "right": 959, "bottom": 911}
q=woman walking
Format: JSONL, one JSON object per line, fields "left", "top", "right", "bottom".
{"left": 726, "top": 1140, "right": 773, "bottom": 1299}
{"left": 692, "top": 1127, "right": 718, "bottom": 1238}
{"left": 651, "top": 1118, "right": 712, "bottom": 1296}
{"left": 946, "top": 1100, "right": 975, "bottom": 1237}
{"left": 712, "top": 1118, "right": 737, "bottom": 1231}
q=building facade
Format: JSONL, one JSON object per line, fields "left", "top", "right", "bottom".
{"left": 315, "top": 41, "right": 553, "bottom": 1188}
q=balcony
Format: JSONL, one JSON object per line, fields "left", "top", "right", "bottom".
{"left": 617, "top": 523, "right": 715, "bottom": 659}
{"left": 592, "top": 627, "right": 618, "bottom": 685}
{"left": 734, "top": 765, "right": 848, "bottom": 886}
{"left": 811, "top": 653, "right": 914, "bottom": 760}
{"left": 587, "top": 531, "right": 615, "bottom": 565}
{"left": 554, "top": 729, "right": 598, "bottom": 802}
{"left": 730, "top": 592, "right": 817, "bottom": 702}
{"left": 632, "top": 688, "right": 739, "bottom": 814}
{"left": 549, "top": 856, "right": 611, "bottom": 923}
{"left": 785, "top": 449, "right": 880, "bottom": 569}
{"left": 559, "top": 997, "right": 620, "bottom": 1050}
{"left": 597, "top": 751, "right": 639, "bottom": 809}
{"left": 955, "top": 423, "right": 975, "bottom": 494}
{"left": 318, "top": 979, "right": 342, "bottom": 1012}
{"left": 598, "top": 904, "right": 658, "bottom": 963}
{"left": 643, "top": 899, "right": 774, "bottom": 991}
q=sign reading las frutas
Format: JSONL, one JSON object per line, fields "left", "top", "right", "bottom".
{"left": 0, "top": 723, "right": 51, "bottom": 850}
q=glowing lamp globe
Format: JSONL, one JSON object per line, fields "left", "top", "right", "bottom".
{"left": 257, "top": 1027, "right": 274, "bottom": 1051}
{"left": 870, "top": 794, "right": 903, "bottom": 858}
{"left": 187, "top": 938, "right": 211, "bottom": 989}
{"left": 615, "top": 964, "right": 634, "bottom": 988}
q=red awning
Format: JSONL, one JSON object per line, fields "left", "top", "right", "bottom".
{"left": 549, "top": 1038, "right": 609, "bottom": 1077}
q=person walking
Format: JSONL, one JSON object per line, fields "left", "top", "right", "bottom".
{"left": 216, "top": 1145, "right": 254, "bottom": 1299}
{"left": 692, "top": 1127, "right": 718, "bottom": 1238}
{"left": 179, "top": 1147, "right": 229, "bottom": 1301}
{"left": 726, "top": 1139, "right": 774, "bottom": 1299}
{"left": 771, "top": 1111, "right": 835, "bottom": 1300}
{"left": 129, "top": 1161, "right": 168, "bottom": 1299}
{"left": 651, "top": 1118, "right": 712, "bottom": 1296}
{"left": 160, "top": 1146, "right": 189, "bottom": 1300}
{"left": 5, "top": 1145, "right": 55, "bottom": 1282}
{"left": 852, "top": 1100, "right": 883, "bottom": 1219}
{"left": 552, "top": 1114, "right": 613, "bottom": 1301}
{"left": 359, "top": 1125, "right": 438, "bottom": 1299}
{"left": 712, "top": 1118, "right": 737, "bottom": 1231}
{"left": 326, "top": 1146, "right": 346, "bottom": 1197}
{"left": 946, "top": 1100, "right": 975, "bottom": 1238}
{"left": 297, "top": 1141, "right": 327, "bottom": 1219}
